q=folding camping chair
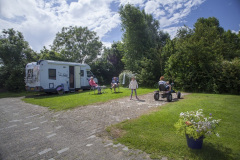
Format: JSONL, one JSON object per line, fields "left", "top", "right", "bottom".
{"left": 89, "top": 84, "right": 96, "bottom": 94}
{"left": 88, "top": 79, "right": 97, "bottom": 94}
{"left": 111, "top": 77, "right": 120, "bottom": 93}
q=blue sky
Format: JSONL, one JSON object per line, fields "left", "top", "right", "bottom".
{"left": 0, "top": 0, "right": 239, "bottom": 52}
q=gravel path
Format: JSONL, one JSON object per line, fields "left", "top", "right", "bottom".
{"left": 0, "top": 92, "right": 186, "bottom": 160}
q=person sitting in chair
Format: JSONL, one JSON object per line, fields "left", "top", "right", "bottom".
{"left": 89, "top": 77, "right": 101, "bottom": 94}
{"left": 158, "top": 76, "right": 171, "bottom": 91}
{"left": 111, "top": 77, "right": 119, "bottom": 92}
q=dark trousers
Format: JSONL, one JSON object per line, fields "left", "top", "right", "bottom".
{"left": 130, "top": 89, "right": 137, "bottom": 98}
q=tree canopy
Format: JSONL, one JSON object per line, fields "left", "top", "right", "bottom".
{"left": 119, "top": 4, "right": 160, "bottom": 72}
{"left": 90, "top": 42, "right": 124, "bottom": 84}
{"left": 164, "top": 17, "right": 240, "bottom": 94}
{"left": 51, "top": 26, "right": 102, "bottom": 64}
{"left": 0, "top": 28, "right": 38, "bottom": 91}
{"left": 118, "top": 4, "right": 171, "bottom": 86}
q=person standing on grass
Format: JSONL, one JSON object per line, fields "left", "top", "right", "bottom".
{"left": 129, "top": 76, "right": 139, "bottom": 100}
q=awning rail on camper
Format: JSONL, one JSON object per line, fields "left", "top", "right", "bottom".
{"left": 38, "top": 60, "right": 87, "bottom": 66}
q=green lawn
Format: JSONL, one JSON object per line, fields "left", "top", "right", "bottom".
{"left": 22, "top": 87, "right": 154, "bottom": 110}
{"left": 108, "top": 93, "right": 240, "bottom": 160}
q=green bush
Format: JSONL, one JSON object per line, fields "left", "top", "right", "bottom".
{"left": 215, "top": 58, "right": 240, "bottom": 94}
{"left": 3, "top": 65, "right": 25, "bottom": 91}
{"left": 138, "top": 57, "right": 157, "bottom": 87}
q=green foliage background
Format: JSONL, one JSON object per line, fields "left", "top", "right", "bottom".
{"left": 0, "top": 29, "right": 39, "bottom": 91}
{"left": 164, "top": 17, "right": 240, "bottom": 94}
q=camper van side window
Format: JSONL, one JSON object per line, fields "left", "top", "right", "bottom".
{"left": 87, "top": 71, "right": 93, "bottom": 77}
{"left": 27, "top": 69, "right": 33, "bottom": 78}
{"left": 81, "top": 70, "right": 84, "bottom": 76}
{"left": 49, "top": 69, "right": 56, "bottom": 80}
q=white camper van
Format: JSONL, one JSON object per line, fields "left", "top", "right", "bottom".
{"left": 25, "top": 60, "right": 98, "bottom": 93}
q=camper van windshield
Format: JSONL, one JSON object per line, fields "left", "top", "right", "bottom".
{"left": 87, "top": 71, "right": 93, "bottom": 77}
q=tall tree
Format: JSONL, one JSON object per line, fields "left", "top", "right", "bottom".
{"left": 90, "top": 42, "right": 124, "bottom": 84}
{"left": 0, "top": 28, "right": 38, "bottom": 91}
{"left": 51, "top": 26, "right": 102, "bottom": 64}
{"left": 221, "top": 30, "right": 240, "bottom": 60}
{"left": 119, "top": 4, "right": 159, "bottom": 72}
{"left": 138, "top": 31, "right": 171, "bottom": 86}
{"left": 156, "top": 30, "right": 171, "bottom": 76}
{"left": 102, "top": 42, "right": 124, "bottom": 76}
{"left": 39, "top": 46, "right": 65, "bottom": 61}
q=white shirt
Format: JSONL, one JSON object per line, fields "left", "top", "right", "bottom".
{"left": 129, "top": 80, "right": 138, "bottom": 89}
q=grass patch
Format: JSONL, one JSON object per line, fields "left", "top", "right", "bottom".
{"left": 108, "top": 93, "right": 240, "bottom": 160}
{"left": 22, "top": 87, "right": 154, "bottom": 110}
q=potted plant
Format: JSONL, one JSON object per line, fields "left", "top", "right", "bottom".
{"left": 174, "top": 109, "right": 221, "bottom": 149}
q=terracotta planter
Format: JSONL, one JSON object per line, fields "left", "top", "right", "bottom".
{"left": 186, "top": 134, "right": 204, "bottom": 149}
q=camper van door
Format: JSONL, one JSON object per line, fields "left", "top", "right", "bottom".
{"left": 80, "top": 69, "right": 85, "bottom": 87}
{"left": 69, "top": 66, "right": 74, "bottom": 88}
{"left": 75, "top": 66, "right": 81, "bottom": 88}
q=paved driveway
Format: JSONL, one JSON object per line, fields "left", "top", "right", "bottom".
{"left": 0, "top": 92, "right": 183, "bottom": 160}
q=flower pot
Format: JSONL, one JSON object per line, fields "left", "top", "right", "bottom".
{"left": 186, "top": 134, "right": 203, "bottom": 149}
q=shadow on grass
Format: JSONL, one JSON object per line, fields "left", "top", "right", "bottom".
{"left": 189, "top": 142, "right": 237, "bottom": 160}
{"left": 110, "top": 92, "right": 123, "bottom": 94}
{"left": 0, "top": 91, "right": 38, "bottom": 99}
{"left": 25, "top": 93, "right": 52, "bottom": 98}
{"left": 89, "top": 93, "right": 107, "bottom": 96}
{"left": 154, "top": 98, "right": 180, "bottom": 102}
{"left": 24, "top": 90, "right": 90, "bottom": 99}
{"left": 172, "top": 98, "right": 180, "bottom": 102}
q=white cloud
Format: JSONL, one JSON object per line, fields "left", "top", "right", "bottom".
{"left": 119, "top": 0, "right": 144, "bottom": 6}
{"left": 162, "top": 26, "right": 181, "bottom": 39}
{"left": 102, "top": 41, "right": 112, "bottom": 48}
{"left": 145, "top": 1, "right": 158, "bottom": 14}
{"left": 0, "top": 0, "right": 37, "bottom": 19}
{"left": 231, "top": 24, "right": 240, "bottom": 34}
{"left": 0, "top": 0, "right": 207, "bottom": 52}
{"left": 231, "top": 30, "right": 239, "bottom": 34}
{"left": 144, "top": 0, "right": 206, "bottom": 28}
{"left": 0, "top": 19, "right": 19, "bottom": 30}
{"left": 93, "top": 13, "right": 120, "bottom": 38}
{"left": 0, "top": 0, "right": 120, "bottom": 52}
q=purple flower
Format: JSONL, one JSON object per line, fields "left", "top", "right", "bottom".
{"left": 209, "top": 113, "right": 212, "bottom": 116}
